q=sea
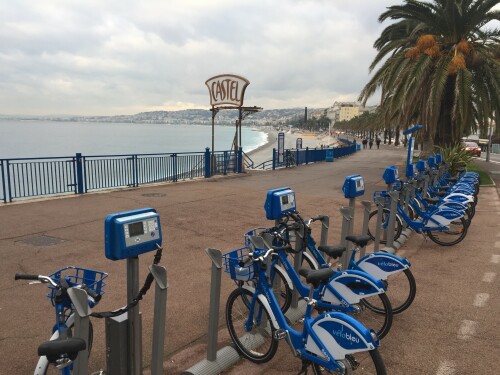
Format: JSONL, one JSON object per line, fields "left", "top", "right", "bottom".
{"left": 0, "top": 119, "right": 268, "bottom": 159}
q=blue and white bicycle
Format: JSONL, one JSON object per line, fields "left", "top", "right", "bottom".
{"left": 224, "top": 243, "right": 387, "bottom": 374}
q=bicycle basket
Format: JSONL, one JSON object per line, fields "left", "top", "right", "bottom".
{"left": 244, "top": 227, "right": 288, "bottom": 249}
{"left": 373, "top": 190, "right": 391, "bottom": 207}
{"left": 222, "top": 247, "right": 255, "bottom": 282}
{"left": 48, "top": 266, "right": 108, "bottom": 305}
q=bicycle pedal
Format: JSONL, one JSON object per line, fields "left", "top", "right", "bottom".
{"left": 274, "top": 329, "right": 288, "bottom": 340}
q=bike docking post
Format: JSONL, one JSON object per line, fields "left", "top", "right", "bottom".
{"left": 319, "top": 215, "right": 330, "bottom": 260}
{"left": 339, "top": 207, "right": 353, "bottom": 269}
{"left": 182, "top": 249, "right": 240, "bottom": 375}
{"left": 68, "top": 287, "right": 92, "bottom": 375}
{"left": 373, "top": 195, "right": 386, "bottom": 252}
{"left": 360, "top": 200, "right": 371, "bottom": 258}
{"left": 104, "top": 208, "right": 166, "bottom": 375}
{"left": 382, "top": 166, "right": 399, "bottom": 253}
{"left": 341, "top": 175, "right": 366, "bottom": 265}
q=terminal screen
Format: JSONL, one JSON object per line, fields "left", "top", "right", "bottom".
{"left": 281, "top": 195, "right": 289, "bottom": 205}
{"left": 128, "top": 221, "right": 144, "bottom": 237}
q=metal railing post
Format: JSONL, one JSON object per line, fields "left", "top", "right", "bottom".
{"left": 237, "top": 147, "right": 243, "bottom": 174}
{"left": 204, "top": 148, "right": 211, "bottom": 178}
{"left": 305, "top": 147, "right": 309, "bottom": 164}
{"left": 75, "top": 153, "right": 85, "bottom": 194}
{"left": 6, "top": 159, "right": 12, "bottom": 202}
{"left": 205, "top": 248, "right": 222, "bottom": 361}
{"left": 360, "top": 201, "right": 371, "bottom": 257}
{"left": 272, "top": 148, "right": 276, "bottom": 170}
{"left": 223, "top": 151, "right": 228, "bottom": 175}
{"left": 172, "top": 154, "right": 178, "bottom": 182}
{"left": 1, "top": 159, "right": 7, "bottom": 203}
{"left": 149, "top": 264, "right": 168, "bottom": 375}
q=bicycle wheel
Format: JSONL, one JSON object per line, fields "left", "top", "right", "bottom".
{"left": 365, "top": 269, "right": 416, "bottom": 315}
{"left": 312, "top": 349, "right": 387, "bottom": 374}
{"left": 367, "top": 209, "right": 403, "bottom": 244}
{"left": 349, "top": 293, "right": 392, "bottom": 340}
{"left": 426, "top": 217, "right": 468, "bottom": 246}
{"left": 226, "top": 288, "right": 278, "bottom": 363}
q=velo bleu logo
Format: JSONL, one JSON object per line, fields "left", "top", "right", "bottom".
{"left": 377, "top": 261, "right": 399, "bottom": 268}
{"left": 366, "top": 256, "right": 403, "bottom": 272}
{"left": 331, "top": 329, "right": 360, "bottom": 344}
{"left": 317, "top": 320, "right": 366, "bottom": 350}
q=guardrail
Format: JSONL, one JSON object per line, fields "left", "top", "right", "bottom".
{"left": 0, "top": 148, "right": 243, "bottom": 203}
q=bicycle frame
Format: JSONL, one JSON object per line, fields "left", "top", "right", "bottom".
{"left": 240, "top": 255, "right": 378, "bottom": 371}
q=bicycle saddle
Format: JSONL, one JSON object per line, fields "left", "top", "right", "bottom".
{"left": 345, "top": 235, "right": 371, "bottom": 248}
{"left": 437, "top": 185, "right": 449, "bottom": 191}
{"left": 423, "top": 196, "right": 440, "bottom": 204}
{"left": 298, "top": 267, "right": 334, "bottom": 288}
{"left": 434, "top": 191, "right": 446, "bottom": 197}
{"left": 317, "top": 245, "right": 346, "bottom": 259}
{"left": 38, "top": 335, "right": 86, "bottom": 363}
{"left": 445, "top": 177, "right": 458, "bottom": 183}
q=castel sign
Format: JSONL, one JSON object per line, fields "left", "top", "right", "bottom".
{"left": 205, "top": 74, "right": 250, "bottom": 107}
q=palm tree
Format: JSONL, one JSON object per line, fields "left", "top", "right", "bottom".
{"left": 359, "top": 0, "right": 500, "bottom": 152}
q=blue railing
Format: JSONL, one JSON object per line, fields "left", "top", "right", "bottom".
{"left": 269, "top": 143, "right": 357, "bottom": 170}
{"left": 0, "top": 148, "right": 243, "bottom": 203}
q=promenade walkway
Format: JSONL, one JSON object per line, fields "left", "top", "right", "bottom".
{"left": 1, "top": 143, "right": 498, "bottom": 374}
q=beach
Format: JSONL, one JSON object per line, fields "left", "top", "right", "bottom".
{"left": 247, "top": 128, "right": 339, "bottom": 166}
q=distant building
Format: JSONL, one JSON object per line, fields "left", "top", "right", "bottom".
{"left": 326, "top": 101, "right": 377, "bottom": 124}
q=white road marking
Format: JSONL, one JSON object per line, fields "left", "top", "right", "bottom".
{"left": 436, "top": 360, "right": 455, "bottom": 375}
{"left": 482, "top": 272, "right": 496, "bottom": 283}
{"left": 458, "top": 320, "right": 477, "bottom": 340}
{"left": 491, "top": 254, "right": 500, "bottom": 264}
{"left": 477, "top": 157, "right": 500, "bottom": 164}
{"left": 473, "top": 293, "right": 489, "bottom": 307}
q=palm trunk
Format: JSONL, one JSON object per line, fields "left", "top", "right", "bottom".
{"left": 434, "top": 76, "right": 456, "bottom": 147}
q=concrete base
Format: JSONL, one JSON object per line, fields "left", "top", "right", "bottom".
{"left": 180, "top": 345, "right": 240, "bottom": 375}
{"left": 181, "top": 301, "right": 307, "bottom": 375}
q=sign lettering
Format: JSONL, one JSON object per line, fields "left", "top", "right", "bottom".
{"left": 205, "top": 74, "right": 250, "bottom": 107}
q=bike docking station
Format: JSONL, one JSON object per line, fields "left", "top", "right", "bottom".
{"left": 339, "top": 175, "right": 371, "bottom": 268}
{"left": 104, "top": 208, "right": 167, "bottom": 375}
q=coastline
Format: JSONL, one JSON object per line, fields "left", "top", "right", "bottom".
{"left": 246, "top": 127, "right": 339, "bottom": 166}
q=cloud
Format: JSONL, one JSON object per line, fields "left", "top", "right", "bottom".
{"left": 0, "top": 0, "right": 412, "bottom": 115}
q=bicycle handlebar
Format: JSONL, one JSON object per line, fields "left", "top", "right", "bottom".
{"left": 15, "top": 274, "right": 58, "bottom": 287}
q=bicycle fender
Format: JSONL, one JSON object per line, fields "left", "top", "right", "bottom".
{"left": 425, "top": 208, "right": 464, "bottom": 228}
{"left": 241, "top": 285, "right": 280, "bottom": 331}
{"left": 305, "top": 312, "right": 377, "bottom": 360}
{"left": 356, "top": 252, "right": 410, "bottom": 280}
{"left": 322, "top": 270, "right": 385, "bottom": 305}
{"left": 273, "top": 264, "right": 294, "bottom": 292}
{"left": 442, "top": 193, "right": 474, "bottom": 204}
{"left": 438, "top": 201, "right": 467, "bottom": 212}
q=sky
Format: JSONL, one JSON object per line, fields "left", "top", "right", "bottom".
{"left": 0, "top": 0, "right": 497, "bottom": 116}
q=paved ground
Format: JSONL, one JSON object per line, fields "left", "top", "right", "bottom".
{"left": 0, "top": 143, "right": 498, "bottom": 374}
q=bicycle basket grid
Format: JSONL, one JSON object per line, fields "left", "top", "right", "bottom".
{"left": 223, "top": 247, "right": 255, "bottom": 282}
{"left": 48, "top": 266, "right": 108, "bottom": 303}
{"left": 373, "top": 190, "right": 392, "bottom": 207}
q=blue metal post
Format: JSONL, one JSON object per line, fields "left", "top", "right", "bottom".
{"left": 171, "top": 154, "right": 178, "bottom": 182}
{"left": 133, "top": 155, "right": 139, "bottom": 187}
{"left": 305, "top": 147, "right": 309, "bottom": 164}
{"left": 75, "top": 153, "right": 84, "bottom": 194}
{"left": 223, "top": 151, "right": 228, "bottom": 175}
{"left": 204, "top": 148, "right": 211, "bottom": 178}
{"left": 0, "top": 160, "right": 6, "bottom": 203}
{"left": 237, "top": 147, "right": 243, "bottom": 173}
{"left": 272, "top": 148, "right": 276, "bottom": 170}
